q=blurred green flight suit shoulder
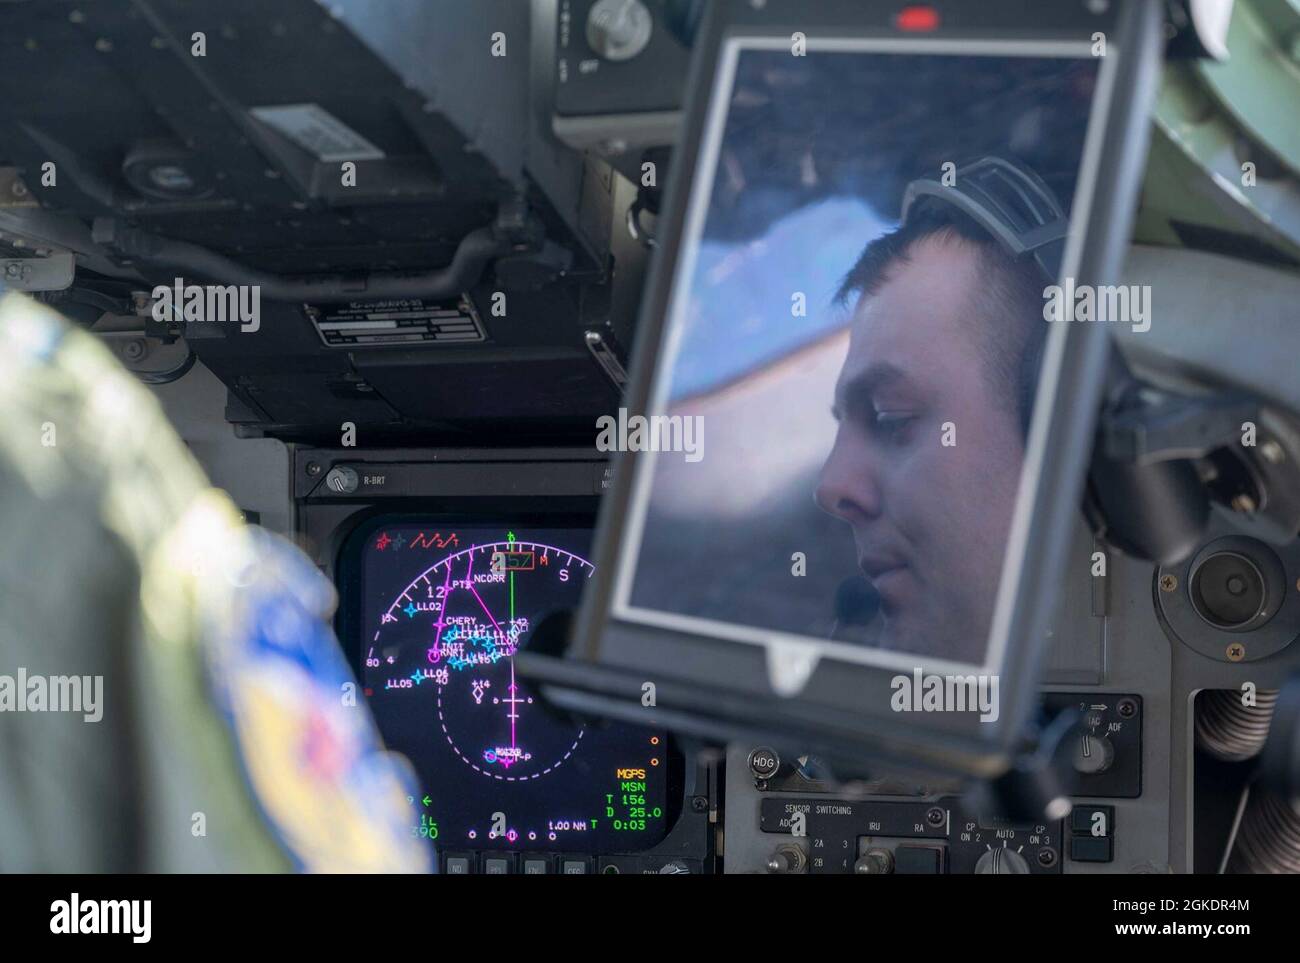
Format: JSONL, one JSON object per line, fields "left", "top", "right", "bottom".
{"left": 0, "top": 291, "right": 431, "bottom": 873}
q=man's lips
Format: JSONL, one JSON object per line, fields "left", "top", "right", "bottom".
{"left": 858, "top": 553, "right": 908, "bottom": 580}
{"left": 858, "top": 554, "right": 911, "bottom": 613}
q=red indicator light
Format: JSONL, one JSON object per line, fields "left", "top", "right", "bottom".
{"left": 895, "top": 5, "right": 940, "bottom": 32}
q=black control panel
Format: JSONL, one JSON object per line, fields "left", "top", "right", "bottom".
{"left": 554, "top": 0, "right": 690, "bottom": 117}
{"left": 737, "top": 692, "right": 1142, "bottom": 873}
{"left": 438, "top": 849, "right": 705, "bottom": 875}
{"left": 749, "top": 694, "right": 1142, "bottom": 800}
{"left": 760, "top": 796, "right": 1063, "bottom": 875}
{"left": 1046, "top": 692, "right": 1143, "bottom": 798}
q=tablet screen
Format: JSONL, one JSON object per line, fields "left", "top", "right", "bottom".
{"left": 613, "top": 37, "right": 1104, "bottom": 673}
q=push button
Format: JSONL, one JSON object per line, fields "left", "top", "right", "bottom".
{"left": 1069, "top": 804, "right": 1114, "bottom": 863}
{"left": 1070, "top": 835, "right": 1114, "bottom": 862}
{"left": 561, "top": 858, "right": 589, "bottom": 875}
{"left": 894, "top": 845, "right": 944, "bottom": 874}
{"left": 748, "top": 747, "right": 781, "bottom": 780}
{"left": 1071, "top": 805, "right": 1113, "bottom": 837}
{"left": 522, "top": 857, "right": 550, "bottom": 875}
{"left": 443, "top": 855, "right": 472, "bottom": 875}
{"left": 483, "top": 856, "right": 512, "bottom": 875}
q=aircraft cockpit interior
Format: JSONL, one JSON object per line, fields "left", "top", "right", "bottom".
{"left": 1, "top": 0, "right": 1299, "bottom": 922}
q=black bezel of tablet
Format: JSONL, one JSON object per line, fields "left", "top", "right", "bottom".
{"left": 519, "top": 0, "right": 1165, "bottom": 780}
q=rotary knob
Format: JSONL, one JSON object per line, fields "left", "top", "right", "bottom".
{"left": 586, "top": 0, "right": 654, "bottom": 62}
{"left": 975, "top": 848, "right": 1031, "bottom": 874}
{"left": 324, "top": 465, "right": 359, "bottom": 494}
{"left": 1072, "top": 731, "right": 1116, "bottom": 775}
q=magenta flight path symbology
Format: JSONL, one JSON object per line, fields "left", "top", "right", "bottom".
{"left": 359, "top": 523, "right": 669, "bottom": 853}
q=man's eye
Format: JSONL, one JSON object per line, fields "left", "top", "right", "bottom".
{"left": 873, "top": 411, "right": 915, "bottom": 439}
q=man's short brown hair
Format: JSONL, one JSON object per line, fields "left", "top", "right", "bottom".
{"left": 836, "top": 201, "right": 1048, "bottom": 435}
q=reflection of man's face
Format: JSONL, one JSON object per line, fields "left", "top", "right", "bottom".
{"left": 816, "top": 236, "right": 1025, "bottom": 664}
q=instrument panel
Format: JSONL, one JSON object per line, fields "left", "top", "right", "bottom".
{"left": 347, "top": 519, "right": 674, "bottom": 863}
{"left": 308, "top": 458, "right": 1220, "bottom": 876}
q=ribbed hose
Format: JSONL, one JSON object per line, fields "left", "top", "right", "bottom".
{"left": 90, "top": 217, "right": 524, "bottom": 304}
{"left": 1195, "top": 689, "right": 1278, "bottom": 762}
{"left": 1227, "top": 789, "right": 1300, "bottom": 874}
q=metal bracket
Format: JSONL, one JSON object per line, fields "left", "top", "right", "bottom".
{"left": 1102, "top": 388, "right": 1257, "bottom": 465}
{"left": 0, "top": 250, "right": 75, "bottom": 292}
{"left": 584, "top": 330, "right": 628, "bottom": 389}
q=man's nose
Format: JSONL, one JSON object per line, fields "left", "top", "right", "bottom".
{"left": 815, "top": 434, "right": 881, "bottom": 523}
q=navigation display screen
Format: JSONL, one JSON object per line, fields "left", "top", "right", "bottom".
{"left": 358, "top": 521, "right": 670, "bottom": 853}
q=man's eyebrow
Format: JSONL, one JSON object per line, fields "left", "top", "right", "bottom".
{"left": 832, "top": 362, "right": 912, "bottom": 417}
